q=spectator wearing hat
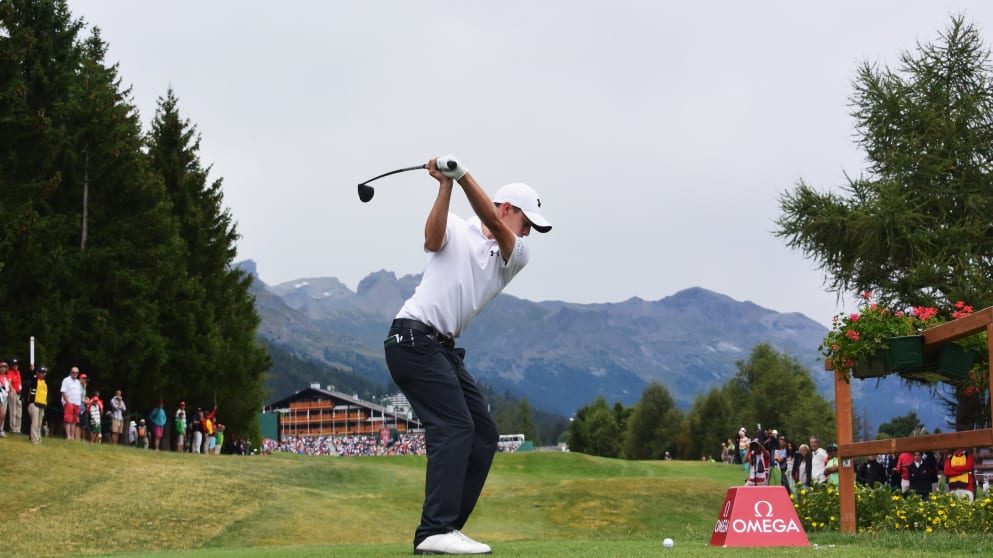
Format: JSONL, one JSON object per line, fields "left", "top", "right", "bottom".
{"left": 190, "top": 409, "right": 203, "bottom": 454}
{"left": 148, "top": 400, "right": 167, "bottom": 450}
{"left": 61, "top": 367, "right": 84, "bottom": 440}
{"left": 6, "top": 359, "right": 23, "bottom": 435}
{"left": 175, "top": 401, "right": 187, "bottom": 452}
{"left": 736, "top": 429, "right": 750, "bottom": 470}
{"left": 109, "top": 390, "right": 127, "bottom": 445}
{"left": 27, "top": 366, "right": 49, "bottom": 444}
{"left": 744, "top": 438, "right": 771, "bottom": 486}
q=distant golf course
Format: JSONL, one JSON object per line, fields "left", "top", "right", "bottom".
{"left": 2, "top": 437, "right": 991, "bottom": 557}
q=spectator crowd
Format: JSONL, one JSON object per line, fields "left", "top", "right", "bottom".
{"left": 264, "top": 433, "right": 427, "bottom": 456}
{"left": 720, "top": 425, "right": 984, "bottom": 502}
{"left": 0, "top": 358, "right": 240, "bottom": 454}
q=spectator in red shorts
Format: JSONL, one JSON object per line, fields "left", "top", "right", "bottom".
{"left": 60, "top": 367, "right": 84, "bottom": 440}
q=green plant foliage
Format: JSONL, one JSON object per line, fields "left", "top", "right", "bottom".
{"left": 622, "top": 382, "right": 682, "bottom": 460}
{"left": 792, "top": 483, "right": 993, "bottom": 533}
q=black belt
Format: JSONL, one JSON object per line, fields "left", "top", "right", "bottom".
{"left": 392, "top": 318, "right": 456, "bottom": 349}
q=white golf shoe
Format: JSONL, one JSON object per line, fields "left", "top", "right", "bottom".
{"left": 414, "top": 530, "right": 492, "bottom": 555}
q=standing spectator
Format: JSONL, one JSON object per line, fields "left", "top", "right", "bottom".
{"left": 809, "top": 436, "right": 829, "bottom": 484}
{"left": 60, "top": 367, "right": 83, "bottom": 440}
{"left": 925, "top": 451, "right": 942, "bottom": 493}
{"left": 877, "top": 453, "right": 899, "bottom": 490}
{"left": 214, "top": 424, "right": 225, "bottom": 455}
{"left": 175, "top": 401, "right": 187, "bottom": 452}
{"left": 86, "top": 390, "right": 103, "bottom": 443}
{"left": 148, "top": 401, "right": 167, "bottom": 450}
{"left": 6, "top": 360, "right": 23, "bottom": 435}
{"left": 744, "top": 439, "right": 770, "bottom": 486}
{"left": 190, "top": 409, "right": 203, "bottom": 454}
{"left": 944, "top": 448, "right": 976, "bottom": 502}
{"left": 856, "top": 454, "right": 888, "bottom": 486}
{"left": 78, "top": 374, "right": 90, "bottom": 440}
{"left": 824, "top": 444, "right": 840, "bottom": 486}
{"left": 737, "top": 429, "right": 750, "bottom": 470}
{"left": 202, "top": 406, "right": 217, "bottom": 454}
{"left": 136, "top": 419, "right": 149, "bottom": 449}
{"left": 783, "top": 439, "right": 798, "bottom": 493}
{"left": 27, "top": 366, "right": 49, "bottom": 444}
{"left": 0, "top": 361, "right": 10, "bottom": 437}
{"left": 896, "top": 451, "right": 915, "bottom": 494}
{"left": 109, "top": 390, "right": 127, "bottom": 445}
{"left": 773, "top": 436, "right": 790, "bottom": 490}
{"left": 907, "top": 451, "right": 933, "bottom": 497}
{"left": 128, "top": 420, "right": 137, "bottom": 446}
{"left": 792, "top": 444, "right": 812, "bottom": 490}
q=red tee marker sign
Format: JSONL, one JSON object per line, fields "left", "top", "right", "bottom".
{"left": 709, "top": 486, "right": 809, "bottom": 547}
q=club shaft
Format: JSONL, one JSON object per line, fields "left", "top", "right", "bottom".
{"left": 359, "top": 164, "right": 426, "bottom": 185}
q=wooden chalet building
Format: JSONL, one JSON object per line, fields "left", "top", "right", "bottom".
{"left": 262, "top": 384, "right": 422, "bottom": 441}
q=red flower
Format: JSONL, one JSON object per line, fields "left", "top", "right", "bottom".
{"left": 845, "top": 330, "right": 860, "bottom": 341}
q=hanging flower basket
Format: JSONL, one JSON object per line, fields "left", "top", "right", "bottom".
{"left": 899, "top": 343, "right": 978, "bottom": 383}
{"left": 938, "top": 343, "right": 978, "bottom": 380}
{"left": 852, "top": 351, "right": 891, "bottom": 379}
{"left": 887, "top": 335, "right": 925, "bottom": 371}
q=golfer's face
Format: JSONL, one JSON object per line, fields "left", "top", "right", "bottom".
{"left": 507, "top": 206, "right": 532, "bottom": 237}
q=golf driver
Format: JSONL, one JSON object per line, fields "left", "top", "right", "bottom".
{"left": 357, "top": 160, "right": 459, "bottom": 202}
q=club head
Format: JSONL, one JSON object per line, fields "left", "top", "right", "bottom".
{"left": 357, "top": 183, "right": 375, "bottom": 203}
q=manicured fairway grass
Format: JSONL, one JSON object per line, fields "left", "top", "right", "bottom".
{"left": 2, "top": 437, "right": 991, "bottom": 557}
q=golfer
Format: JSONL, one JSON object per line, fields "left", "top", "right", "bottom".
{"left": 385, "top": 155, "right": 551, "bottom": 555}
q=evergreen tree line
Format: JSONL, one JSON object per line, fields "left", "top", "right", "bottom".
{"left": 0, "top": 0, "right": 269, "bottom": 438}
{"left": 567, "top": 344, "right": 839, "bottom": 460}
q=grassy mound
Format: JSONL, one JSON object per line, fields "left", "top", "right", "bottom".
{"left": 2, "top": 437, "right": 991, "bottom": 557}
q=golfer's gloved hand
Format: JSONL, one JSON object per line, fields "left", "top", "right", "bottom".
{"left": 437, "top": 154, "right": 468, "bottom": 180}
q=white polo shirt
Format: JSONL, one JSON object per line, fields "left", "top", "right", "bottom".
{"left": 397, "top": 214, "right": 528, "bottom": 338}
{"left": 61, "top": 376, "right": 83, "bottom": 406}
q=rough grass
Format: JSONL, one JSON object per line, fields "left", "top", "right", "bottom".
{"left": 3, "top": 437, "right": 992, "bottom": 557}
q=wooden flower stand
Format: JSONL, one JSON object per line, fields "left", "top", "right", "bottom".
{"left": 831, "top": 306, "right": 993, "bottom": 533}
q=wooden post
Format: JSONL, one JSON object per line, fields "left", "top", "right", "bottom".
{"left": 831, "top": 307, "right": 993, "bottom": 534}
{"left": 834, "top": 369, "right": 856, "bottom": 533}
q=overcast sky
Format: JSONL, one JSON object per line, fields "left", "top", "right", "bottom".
{"left": 66, "top": 1, "right": 993, "bottom": 327}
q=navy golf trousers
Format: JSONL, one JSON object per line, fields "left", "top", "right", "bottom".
{"left": 384, "top": 321, "right": 499, "bottom": 547}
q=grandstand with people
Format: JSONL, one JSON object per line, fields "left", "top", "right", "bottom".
{"left": 261, "top": 384, "right": 423, "bottom": 454}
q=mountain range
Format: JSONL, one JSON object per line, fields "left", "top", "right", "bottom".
{"left": 239, "top": 260, "right": 949, "bottom": 432}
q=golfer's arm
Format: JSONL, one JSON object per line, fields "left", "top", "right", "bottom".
{"left": 424, "top": 182, "right": 454, "bottom": 252}
{"left": 457, "top": 173, "right": 516, "bottom": 258}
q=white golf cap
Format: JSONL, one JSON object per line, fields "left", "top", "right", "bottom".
{"left": 493, "top": 182, "right": 552, "bottom": 233}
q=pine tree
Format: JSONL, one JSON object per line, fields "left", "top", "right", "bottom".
{"left": 0, "top": 0, "right": 85, "bottom": 364}
{"left": 146, "top": 89, "right": 269, "bottom": 439}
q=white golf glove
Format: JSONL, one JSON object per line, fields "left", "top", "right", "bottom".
{"left": 437, "top": 154, "right": 468, "bottom": 180}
